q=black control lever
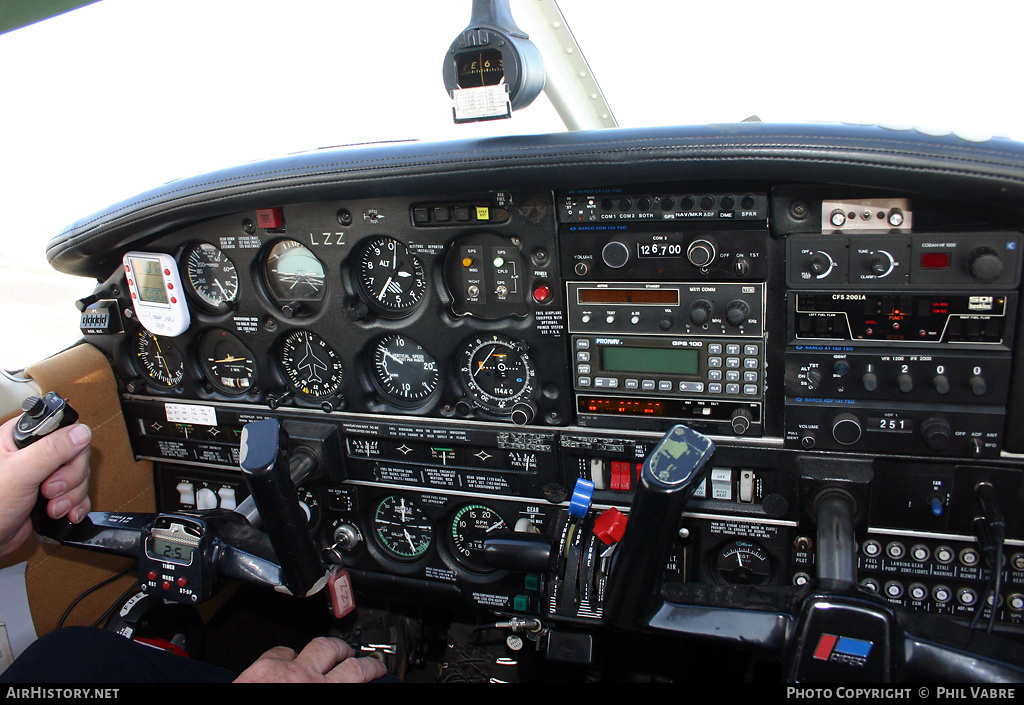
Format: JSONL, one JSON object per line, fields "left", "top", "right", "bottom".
{"left": 238, "top": 419, "right": 326, "bottom": 597}
{"left": 13, "top": 392, "right": 81, "bottom": 540}
{"left": 812, "top": 489, "right": 858, "bottom": 585}
{"left": 603, "top": 424, "right": 715, "bottom": 631}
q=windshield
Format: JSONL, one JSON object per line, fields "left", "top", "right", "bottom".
{"left": 2, "top": 0, "right": 1022, "bottom": 368}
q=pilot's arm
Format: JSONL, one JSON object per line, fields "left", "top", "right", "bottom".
{"left": 0, "top": 417, "right": 92, "bottom": 557}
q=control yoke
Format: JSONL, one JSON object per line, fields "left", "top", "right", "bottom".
{"left": 599, "top": 424, "right": 1024, "bottom": 682}
{"left": 23, "top": 405, "right": 323, "bottom": 602}
{"left": 602, "top": 424, "right": 716, "bottom": 630}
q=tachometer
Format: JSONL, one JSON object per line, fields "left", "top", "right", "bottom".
{"left": 263, "top": 240, "right": 327, "bottom": 315}
{"left": 182, "top": 242, "right": 238, "bottom": 313}
{"left": 372, "top": 495, "right": 433, "bottom": 562}
{"left": 198, "top": 329, "right": 257, "bottom": 395}
{"left": 448, "top": 504, "right": 506, "bottom": 572}
{"left": 354, "top": 236, "right": 426, "bottom": 317}
{"left": 370, "top": 334, "right": 439, "bottom": 408}
{"left": 134, "top": 330, "right": 185, "bottom": 388}
{"left": 457, "top": 334, "right": 536, "bottom": 414}
{"left": 280, "top": 330, "right": 344, "bottom": 399}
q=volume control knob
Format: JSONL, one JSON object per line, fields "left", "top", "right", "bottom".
{"left": 601, "top": 241, "right": 631, "bottom": 269}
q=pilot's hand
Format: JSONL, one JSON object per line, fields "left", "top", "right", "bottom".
{"left": 0, "top": 417, "right": 92, "bottom": 557}
{"left": 233, "top": 636, "right": 388, "bottom": 683}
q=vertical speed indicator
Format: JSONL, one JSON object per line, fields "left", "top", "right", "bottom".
{"left": 370, "top": 334, "right": 439, "bottom": 408}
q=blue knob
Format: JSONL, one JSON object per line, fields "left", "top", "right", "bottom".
{"left": 931, "top": 497, "right": 943, "bottom": 516}
{"left": 569, "top": 478, "right": 595, "bottom": 518}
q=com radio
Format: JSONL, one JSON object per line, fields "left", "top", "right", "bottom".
{"left": 567, "top": 281, "right": 766, "bottom": 436}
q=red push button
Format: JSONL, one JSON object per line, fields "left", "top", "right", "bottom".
{"left": 256, "top": 207, "right": 284, "bottom": 230}
{"left": 176, "top": 577, "right": 188, "bottom": 588}
{"left": 533, "top": 285, "right": 551, "bottom": 303}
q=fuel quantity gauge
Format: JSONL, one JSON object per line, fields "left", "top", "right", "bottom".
{"left": 372, "top": 495, "right": 433, "bottom": 562}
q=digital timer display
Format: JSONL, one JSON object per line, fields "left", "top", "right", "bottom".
{"left": 149, "top": 537, "right": 195, "bottom": 564}
{"left": 129, "top": 257, "right": 169, "bottom": 304}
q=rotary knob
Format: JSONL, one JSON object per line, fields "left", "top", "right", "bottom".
{"left": 967, "top": 247, "right": 1003, "bottom": 284}
{"left": 601, "top": 241, "right": 631, "bottom": 269}
{"left": 831, "top": 413, "right": 863, "bottom": 446}
{"left": 921, "top": 416, "right": 952, "bottom": 451}
{"left": 730, "top": 409, "right": 752, "bottom": 435}
{"left": 808, "top": 253, "right": 832, "bottom": 276}
{"left": 686, "top": 239, "right": 716, "bottom": 267}
{"left": 510, "top": 402, "right": 537, "bottom": 426}
{"left": 689, "top": 299, "right": 713, "bottom": 325}
{"left": 725, "top": 299, "right": 750, "bottom": 327}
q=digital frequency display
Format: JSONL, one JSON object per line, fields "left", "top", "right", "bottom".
{"left": 577, "top": 288, "right": 679, "bottom": 305}
{"left": 601, "top": 346, "right": 699, "bottom": 375}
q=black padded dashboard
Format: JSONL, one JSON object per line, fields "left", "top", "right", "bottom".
{"left": 55, "top": 123, "right": 1024, "bottom": 633}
